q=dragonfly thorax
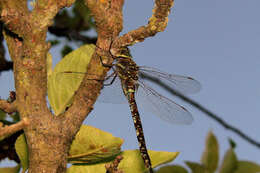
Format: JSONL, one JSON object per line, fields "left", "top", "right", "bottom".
{"left": 115, "top": 57, "right": 139, "bottom": 96}
{"left": 116, "top": 57, "right": 139, "bottom": 82}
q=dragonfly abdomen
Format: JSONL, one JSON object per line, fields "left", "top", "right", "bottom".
{"left": 126, "top": 90, "right": 153, "bottom": 173}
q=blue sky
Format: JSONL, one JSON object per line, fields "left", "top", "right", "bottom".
{"left": 1, "top": 0, "right": 260, "bottom": 170}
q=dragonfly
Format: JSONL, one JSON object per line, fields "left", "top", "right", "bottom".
{"left": 63, "top": 46, "right": 201, "bottom": 173}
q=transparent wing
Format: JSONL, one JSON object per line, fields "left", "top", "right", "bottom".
{"left": 56, "top": 70, "right": 127, "bottom": 104}
{"left": 97, "top": 71, "right": 128, "bottom": 104}
{"left": 135, "top": 80, "right": 193, "bottom": 124}
{"left": 69, "top": 44, "right": 126, "bottom": 103}
{"left": 138, "top": 66, "right": 201, "bottom": 94}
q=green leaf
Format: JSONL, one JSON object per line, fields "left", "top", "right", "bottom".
{"left": 0, "top": 165, "right": 21, "bottom": 173}
{"left": 47, "top": 44, "right": 95, "bottom": 115}
{"left": 151, "top": 151, "right": 179, "bottom": 167}
{"left": 67, "top": 164, "right": 105, "bottom": 173}
{"left": 120, "top": 150, "right": 179, "bottom": 172}
{"left": 201, "top": 131, "right": 219, "bottom": 173}
{"left": 234, "top": 161, "right": 260, "bottom": 173}
{"left": 156, "top": 165, "right": 188, "bottom": 173}
{"left": 15, "top": 134, "right": 28, "bottom": 172}
{"left": 219, "top": 148, "right": 237, "bottom": 173}
{"left": 67, "top": 150, "right": 179, "bottom": 173}
{"left": 185, "top": 161, "right": 207, "bottom": 173}
{"left": 68, "top": 125, "right": 123, "bottom": 164}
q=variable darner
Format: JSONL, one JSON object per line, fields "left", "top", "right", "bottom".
{"left": 62, "top": 46, "right": 201, "bottom": 173}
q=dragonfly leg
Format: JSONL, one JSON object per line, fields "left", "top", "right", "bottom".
{"left": 99, "top": 54, "right": 114, "bottom": 68}
{"left": 95, "top": 45, "right": 115, "bottom": 68}
{"left": 60, "top": 71, "right": 105, "bottom": 83}
{"left": 103, "top": 73, "right": 118, "bottom": 86}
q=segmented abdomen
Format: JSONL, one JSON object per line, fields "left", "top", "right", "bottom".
{"left": 126, "top": 88, "right": 153, "bottom": 173}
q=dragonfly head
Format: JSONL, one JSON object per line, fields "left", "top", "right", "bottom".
{"left": 111, "top": 47, "right": 132, "bottom": 59}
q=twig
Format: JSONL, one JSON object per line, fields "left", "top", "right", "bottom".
{"left": 105, "top": 156, "right": 124, "bottom": 173}
{"left": 0, "top": 118, "right": 29, "bottom": 138}
{"left": 142, "top": 74, "right": 260, "bottom": 148}
{"left": 112, "top": 0, "right": 174, "bottom": 53}
{"left": 0, "top": 99, "right": 17, "bottom": 113}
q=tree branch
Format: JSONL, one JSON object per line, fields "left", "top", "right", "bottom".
{"left": 0, "top": 0, "right": 30, "bottom": 38}
{"left": 30, "top": 0, "right": 76, "bottom": 33}
{"left": 62, "top": 0, "right": 124, "bottom": 137}
{"left": 112, "top": 0, "right": 174, "bottom": 54}
{"left": 142, "top": 74, "right": 260, "bottom": 149}
{"left": 105, "top": 156, "right": 123, "bottom": 173}
{"left": 0, "top": 99, "right": 17, "bottom": 113}
{"left": 0, "top": 118, "right": 29, "bottom": 139}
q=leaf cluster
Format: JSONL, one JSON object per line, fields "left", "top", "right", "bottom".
{"left": 1, "top": 125, "right": 178, "bottom": 173}
{"left": 156, "top": 132, "right": 260, "bottom": 173}
{"left": 1, "top": 124, "right": 260, "bottom": 173}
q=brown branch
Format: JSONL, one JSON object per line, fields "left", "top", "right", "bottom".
{"left": 141, "top": 74, "right": 260, "bottom": 149}
{"left": 62, "top": 0, "right": 124, "bottom": 136}
{"left": 111, "top": 0, "right": 174, "bottom": 54}
{"left": 0, "top": 0, "right": 30, "bottom": 38}
{"left": 105, "top": 156, "right": 124, "bottom": 173}
{"left": 30, "top": 1, "right": 76, "bottom": 33}
{"left": 0, "top": 99, "right": 17, "bottom": 113}
{"left": 0, "top": 118, "right": 29, "bottom": 138}
{"left": 0, "top": 0, "right": 76, "bottom": 40}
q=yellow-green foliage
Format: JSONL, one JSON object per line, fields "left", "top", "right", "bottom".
{"left": 12, "top": 125, "right": 178, "bottom": 173}
{"left": 157, "top": 131, "right": 260, "bottom": 173}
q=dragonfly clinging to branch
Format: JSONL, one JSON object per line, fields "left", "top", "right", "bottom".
{"left": 61, "top": 46, "right": 201, "bottom": 173}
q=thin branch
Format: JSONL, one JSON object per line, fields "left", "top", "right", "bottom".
{"left": 141, "top": 74, "right": 260, "bottom": 149}
{"left": 0, "top": 118, "right": 29, "bottom": 138}
{"left": 30, "top": 0, "right": 76, "bottom": 33}
{"left": 112, "top": 0, "right": 174, "bottom": 53}
{"left": 0, "top": 99, "right": 17, "bottom": 113}
{"left": 105, "top": 156, "right": 124, "bottom": 173}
